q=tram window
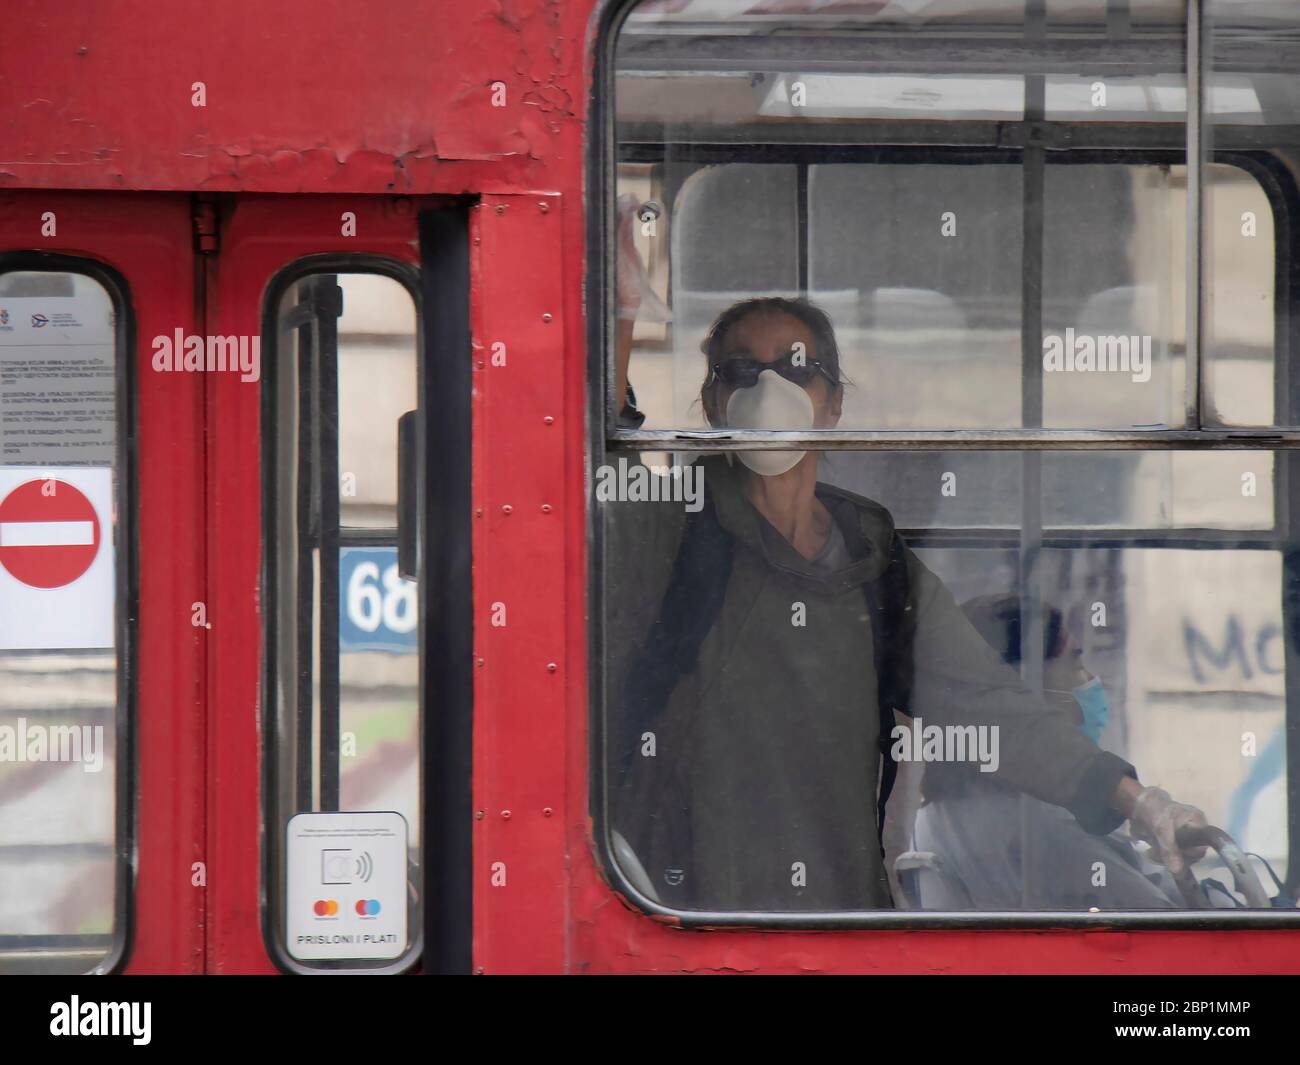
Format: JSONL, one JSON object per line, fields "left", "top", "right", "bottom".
{"left": 1206, "top": 2, "right": 1294, "bottom": 428}
{"left": 0, "top": 267, "right": 125, "bottom": 972}
{"left": 265, "top": 267, "right": 423, "bottom": 971}
{"left": 598, "top": 1, "right": 1300, "bottom": 920}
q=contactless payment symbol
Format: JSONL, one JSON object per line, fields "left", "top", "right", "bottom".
{"left": 321, "top": 848, "right": 374, "bottom": 885}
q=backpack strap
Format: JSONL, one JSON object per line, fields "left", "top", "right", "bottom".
{"left": 616, "top": 488, "right": 734, "bottom": 779}
{"left": 859, "top": 528, "right": 915, "bottom": 855}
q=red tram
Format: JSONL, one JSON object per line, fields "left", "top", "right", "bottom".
{"left": 2, "top": 0, "right": 1300, "bottom": 975}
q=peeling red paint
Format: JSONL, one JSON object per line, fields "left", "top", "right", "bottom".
{"left": 0, "top": 0, "right": 583, "bottom": 192}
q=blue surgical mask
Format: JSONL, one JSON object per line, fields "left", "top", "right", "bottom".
{"left": 1073, "top": 676, "right": 1109, "bottom": 744}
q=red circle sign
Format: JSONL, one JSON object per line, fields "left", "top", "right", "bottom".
{"left": 0, "top": 479, "right": 102, "bottom": 588}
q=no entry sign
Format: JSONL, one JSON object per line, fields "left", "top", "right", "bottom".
{"left": 0, "top": 466, "right": 113, "bottom": 651}
{"left": 0, "top": 478, "right": 101, "bottom": 588}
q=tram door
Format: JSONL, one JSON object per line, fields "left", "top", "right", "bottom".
{"left": 0, "top": 193, "right": 471, "bottom": 975}
{"left": 204, "top": 196, "right": 469, "bottom": 974}
{"left": 0, "top": 193, "right": 204, "bottom": 974}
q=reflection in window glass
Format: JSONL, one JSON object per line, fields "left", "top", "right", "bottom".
{"left": 602, "top": 451, "right": 1287, "bottom": 912}
{"left": 617, "top": 0, "right": 1185, "bottom": 132}
{"left": 615, "top": 2, "right": 1206, "bottom": 432}
{"left": 338, "top": 275, "right": 418, "bottom": 528}
{"left": 821, "top": 449, "right": 1273, "bottom": 531}
{"left": 0, "top": 270, "right": 121, "bottom": 972}
{"left": 1207, "top": 0, "right": 1292, "bottom": 427}
{"left": 626, "top": 158, "right": 1229, "bottom": 431}
{"left": 1205, "top": 165, "right": 1275, "bottom": 427}
{"left": 907, "top": 542, "right": 1287, "bottom": 908}
{"left": 268, "top": 270, "right": 422, "bottom": 969}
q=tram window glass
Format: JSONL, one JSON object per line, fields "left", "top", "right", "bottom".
{"left": 1206, "top": 2, "right": 1295, "bottom": 428}
{"left": 599, "top": 1, "right": 1298, "bottom": 918}
{"left": 0, "top": 268, "right": 124, "bottom": 972}
{"left": 266, "top": 268, "right": 422, "bottom": 970}
{"left": 618, "top": 155, "right": 1279, "bottom": 431}
{"left": 820, "top": 450, "right": 1273, "bottom": 531}
{"left": 602, "top": 457, "right": 1289, "bottom": 912}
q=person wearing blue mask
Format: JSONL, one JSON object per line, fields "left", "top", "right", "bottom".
{"left": 911, "top": 594, "right": 1183, "bottom": 910}
{"left": 1073, "top": 675, "right": 1110, "bottom": 745}
{"left": 950, "top": 594, "right": 1109, "bottom": 744}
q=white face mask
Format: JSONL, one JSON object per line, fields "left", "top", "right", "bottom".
{"left": 724, "top": 368, "right": 815, "bottom": 477}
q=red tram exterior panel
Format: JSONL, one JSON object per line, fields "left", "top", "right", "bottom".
{"left": 2, "top": 0, "right": 1298, "bottom": 973}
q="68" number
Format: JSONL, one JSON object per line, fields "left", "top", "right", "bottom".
{"left": 346, "top": 562, "right": 417, "bottom": 634}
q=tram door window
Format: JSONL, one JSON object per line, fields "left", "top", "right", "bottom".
{"left": 265, "top": 268, "right": 423, "bottom": 972}
{"left": 599, "top": 0, "right": 1300, "bottom": 918}
{"left": 0, "top": 267, "right": 125, "bottom": 972}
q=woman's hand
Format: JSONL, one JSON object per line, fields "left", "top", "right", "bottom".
{"left": 1128, "top": 785, "right": 1210, "bottom": 876}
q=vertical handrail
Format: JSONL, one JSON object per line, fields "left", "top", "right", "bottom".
{"left": 1019, "top": 0, "right": 1048, "bottom": 912}
{"left": 1186, "top": 0, "right": 1205, "bottom": 429}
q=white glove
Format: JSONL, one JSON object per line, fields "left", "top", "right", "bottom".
{"left": 1129, "top": 786, "right": 1209, "bottom": 877}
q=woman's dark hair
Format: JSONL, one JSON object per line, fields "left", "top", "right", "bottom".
{"left": 698, "top": 297, "right": 846, "bottom": 423}
{"left": 959, "top": 593, "right": 1066, "bottom": 668}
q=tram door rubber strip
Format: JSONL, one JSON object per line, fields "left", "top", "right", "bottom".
{"left": 418, "top": 208, "right": 474, "bottom": 974}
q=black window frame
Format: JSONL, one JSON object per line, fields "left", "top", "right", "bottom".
{"left": 259, "top": 253, "right": 427, "bottom": 975}
{"left": 588, "top": 0, "right": 1300, "bottom": 929}
{"left": 0, "top": 252, "right": 136, "bottom": 972}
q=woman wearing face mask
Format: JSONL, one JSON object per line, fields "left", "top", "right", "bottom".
{"left": 607, "top": 198, "right": 1208, "bottom": 912}
{"left": 912, "top": 595, "right": 1183, "bottom": 910}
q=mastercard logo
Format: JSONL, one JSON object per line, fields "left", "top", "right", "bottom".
{"left": 313, "top": 899, "right": 339, "bottom": 916}
{"left": 355, "top": 899, "right": 381, "bottom": 916}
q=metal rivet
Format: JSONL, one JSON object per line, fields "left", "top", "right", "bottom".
{"left": 475, "top": 507, "right": 484, "bottom": 517}
{"left": 543, "top": 807, "right": 553, "bottom": 818}
{"left": 541, "top": 504, "right": 552, "bottom": 513}
{"left": 476, "top": 360, "right": 484, "bottom": 369}
{"left": 501, "top": 810, "right": 511, "bottom": 820}
{"left": 547, "top": 662, "right": 558, "bottom": 673}
{"left": 494, "top": 204, "right": 506, "bottom": 215}
{"left": 474, "top": 966, "right": 485, "bottom": 975}
{"left": 538, "top": 202, "right": 549, "bottom": 213}
{"left": 543, "top": 415, "right": 554, "bottom": 425}
{"left": 541, "top": 313, "right": 553, "bottom": 323}
{"left": 502, "top": 504, "right": 512, "bottom": 514}
{"left": 475, "top": 810, "right": 485, "bottom": 820}
{"left": 476, "top": 657, "right": 485, "bottom": 667}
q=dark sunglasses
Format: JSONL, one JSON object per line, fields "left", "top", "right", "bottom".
{"left": 706, "top": 351, "right": 837, "bottom": 391}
